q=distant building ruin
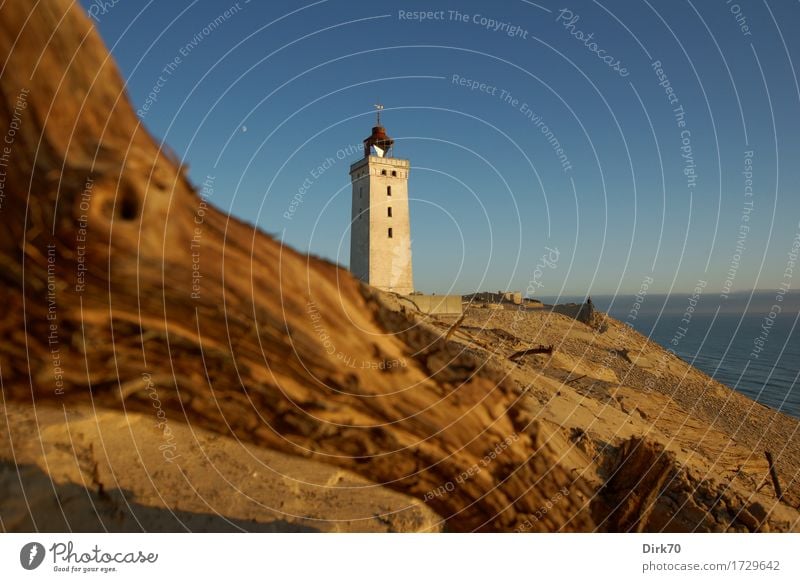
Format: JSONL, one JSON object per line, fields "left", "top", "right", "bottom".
{"left": 463, "top": 291, "right": 524, "bottom": 306}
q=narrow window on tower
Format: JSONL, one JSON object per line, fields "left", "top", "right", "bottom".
{"left": 381, "top": 169, "right": 387, "bottom": 176}
{"left": 359, "top": 186, "right": 362, "bottom": 198}
{"left": 388, "top": 227, "right": 393, "bottom": 238}
{"left": 392, "top": 170, "right": 397, "bottom": 177}
{"left": 387, "top": 206, "right": 392, "bottom": 217}
{"left": 387, "top": 186, "right": 392, "bottom": 196}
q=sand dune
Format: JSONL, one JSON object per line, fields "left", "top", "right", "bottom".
{"left": 0, "top": 0, "right": 798, "bottom": 532}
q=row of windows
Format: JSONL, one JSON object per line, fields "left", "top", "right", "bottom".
{"left": 353, "top": 169, "right": 404, "bottom": 179}
{"left": 359, "top": 186, "right": 394, "bottom": 197}
{"left": 357, "top": 207, "right": 394, "bottom": 218}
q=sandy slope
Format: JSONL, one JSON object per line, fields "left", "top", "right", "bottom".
{"left": 0, "top": 405, "right": 441, "bottom": 532}
{"left": 1, "top": 0, "right": 798, "bottom": 533}
{"left": 0, "top": 403, "right": 440, "bottom": 532}
{"left": 423, "top": 304, "right": 800, "bottom": 531}
{"left": 0, "top": 0, "right": 595, "bottom": 532}
{"left": 4, "top": 302, "right": 797, "bottom": 532}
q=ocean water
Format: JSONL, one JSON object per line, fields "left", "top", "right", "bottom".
{"left": 619, "top": 312, "right": 800, "bottom": 420}
{"left": 539, "top": 292, "right": 800, "bottom": 419}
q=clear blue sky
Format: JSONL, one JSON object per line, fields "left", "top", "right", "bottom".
{"left": 84, "top": 0, "right": 800, "bottom": 297}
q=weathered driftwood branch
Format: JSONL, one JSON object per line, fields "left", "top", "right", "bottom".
{"left": 766, "top": 451, "right": 784, "bottom": 502}
{"left": 509, "top": 345, "right": 554, "bottom": 362}
{"left": 444, "top": 312, "right": 466, "bottom": 342}
{"left": 0, "top": 0, "right": 596, "bottom": 531}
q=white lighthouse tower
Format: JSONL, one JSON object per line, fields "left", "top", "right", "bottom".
{"left": 349, "top": 106, "right": 414, "bottom": 295}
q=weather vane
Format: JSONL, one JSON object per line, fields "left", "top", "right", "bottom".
{"left": 374, "top": 102, "right": 384, "bottom": 126}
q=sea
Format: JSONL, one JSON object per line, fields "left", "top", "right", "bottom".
{"left": 538, "top": 291, "right": 800, "bottom": 420}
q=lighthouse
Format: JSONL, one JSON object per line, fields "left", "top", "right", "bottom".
{"left": 349, "top": 106, "right": 414, "bottom": 295}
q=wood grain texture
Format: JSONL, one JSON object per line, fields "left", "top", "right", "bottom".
{"left": 0, "top": 0, "right": 595, "bottom": 532}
